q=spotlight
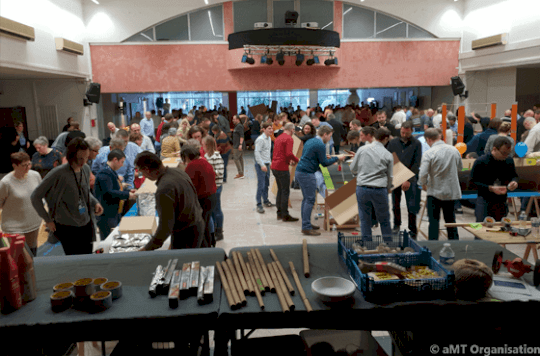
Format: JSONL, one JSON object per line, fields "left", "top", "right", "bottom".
{"left": 295, "top": 53, "right": 304, "bottom": 66}
{"left": 241, "top": 54, "right": 248, "bottom": 63}
{"left": 266, "top": 57, "right": 273, "bottom": 65}
{"left": 261, "top": 55, "right": 267, "bottom": 64}
{"left": 277, "top": 52, "right": 285, "bottom": 66}
{"left": 306, "top": 56, "right": 319, "bottom": 66}
{"left": 285, "top": 11, "right": 299, "bottom": 25}
{"left": 324, "top": 57, "right": 338, "bottom": 66}
{"left": 246, "top": 57, "right": 255, "bottom": 65}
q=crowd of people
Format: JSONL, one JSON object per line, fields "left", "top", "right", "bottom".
{"left": 1, "top": 102, "right": 539, "bottom": 255}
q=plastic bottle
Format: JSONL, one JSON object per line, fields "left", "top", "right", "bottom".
{"left": 332, "top": 224, "right": 337, "bottom": 233}
{"left": 532, "top": 218, "right": 540, "bottom": 238}
{"left": 519, "top": 211, "right": 528, "bottom": 235}
{"left": 439, "top": 243, "right": 455, "bottom": 266}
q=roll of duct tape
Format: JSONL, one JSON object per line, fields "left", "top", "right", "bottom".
{"left": 50, "top": 291, "right": 74, "bottom": 312}
{"left": 93, "top": 278, "right": 108, "bottom": 291}
{"left": 90, "top": 291, "right": 113, "bottom": 312}
{"left": 101, "top": 281, "right": 122, "bottom": 300}
{"left": 53, "top": 282, "right": 75, "bottom": 294}
{"left": 74, "top": 278, "right": 96, "bottom": 297}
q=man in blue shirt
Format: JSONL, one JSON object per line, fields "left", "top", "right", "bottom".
{"left": 140, "top": 111, "right": 155, "bottom": 143}
{"left": 92, "top": 138, "right": 136, "bottom": 189}
{"left": 295, "top": 126, "right": 347, "bottom": 236}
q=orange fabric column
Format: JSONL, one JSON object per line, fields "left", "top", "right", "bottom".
{"left": 457, "top": 106, "right": 465, "bottom": 143}
{"left": 334, "top": 1, "right": 343, "bottom": 38}
{"left": 442, "top": 104, "right": 447, "bottom": 142}
{"left": 228, "top": 92, "right": 238, "bottom": 117}
{"left": 491, "top": 103, "right": 497, "bottom": 119}
{"left": 511, "top": 103, "right": 518, "bottom": 142}
{"left": 223, "top": 2, "right": 234, "bottom": 40}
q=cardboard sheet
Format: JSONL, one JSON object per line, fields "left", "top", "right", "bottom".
{"left": 249, "top": 104, "right": 267, "bottom": 118}
{"left": 118, "top": 216, "right": 158, "bottom": 235}
{"left": 136, "top": 179, "right": 157, "bottom": 194}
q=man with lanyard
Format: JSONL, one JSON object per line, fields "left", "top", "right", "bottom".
{"left": 386, "top": 121, "right": 422, "bottom": 239}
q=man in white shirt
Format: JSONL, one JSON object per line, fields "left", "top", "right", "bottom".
{"left": 130, "top": 123, "right": 155, "bottom": 153}
{"left": 254, "top": 122, "right": 274, "bottom": 213}
{"left": 298, "top": 110, "right": 311, "bottom": 126}
{"left": 432, "top": 108, "right": 443, "bottom": 129}
{"left": 390, "top": 106, "right": 406, "bottom": 129}
{"left": 107, "top": 122, "right": 119, "bottom": 139}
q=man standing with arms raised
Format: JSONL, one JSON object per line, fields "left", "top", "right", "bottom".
{"left": 295, "top": 126, "right": 347, "bottom": 236}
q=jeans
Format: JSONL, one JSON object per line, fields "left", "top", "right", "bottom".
{"left": 356, "top": 186, "right": 392, "bottom": 241}
{"left": 392, "top": 180, "right": 420, "bottom": 235}
{"left": 333, "top": 143, "right": 340, "bottom": 155}
{"left": 475, "top": 196, "right": 508, "bottom": 223}
{"left": 199, "top": 194, "right": 217, "bottom": 247}
{"left": 211, "top": 185, "right": 224, "bottom": 228}
{"left": 233, "top": 149, "right": 244, "bottom": 175}
{"left": 54, "top": 221, "right": 94, "bottom": 255}
{"left": 255, "top": 163, "right": 271, "bottom": 207}
{"left": 295, "top": 170, "right": 317, "bottom": 231}
{"left": 427, "top": 196, "right": 459, "bottom": 241}
{"left": 273, "top": 169, "right": 291, "bottom": 217}
{"left": 221, "top": 151, "right": 231, "bottom": 182}
{"left": 97, "top": 213, "right": 121, "bottom": 242}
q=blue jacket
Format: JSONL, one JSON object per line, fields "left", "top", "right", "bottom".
{"left": 297, "top": 136, "right": 338, "bottom": 174}
{"left": 92, "top": 146, "right": 136, "bottom": 189}
{"left": 94, "top": 165, "right": 130, "bottom": 218}
{"left": 465, "top": 129, "right": 497, "bottom": 156}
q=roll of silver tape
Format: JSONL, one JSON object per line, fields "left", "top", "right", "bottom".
{"left": 74, "top": 278, "right": 96, "bottom": 297}
{"left": 50, "top": 290, "right": 74, "bottom": 312}
{"left": 53, "top": 282, "right": 75, "bottom": 294}
{"left": 90, "top": 291, "right": 113, "bottom": 311}
{"left": 93, "top": 277, "right": 108, "bottom": 291}
{"left": 101, "top": 281, "right": 123, "bottom": 300}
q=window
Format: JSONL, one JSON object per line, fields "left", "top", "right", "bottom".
{"left": 375, "top": 12, "right": 406, "bottom": 39}
{"left": 318, "top": 89, "right": 352, "bottom": 108}
{"left": 190, "top": 6, "right": 224, "bottom": 41}
{"left": 299, "top": 0, "right": 333, "bottom": 31}
{"left": 155, "top": 15, "right": 188, "bottom": 41}
{"left": 237, "top": 90, "right": 309, "bottom": 113}
{"left": 125, "top": 28, "right": 154, "bottom": 42}
{"left": 342, "top": 5, "right": 374, "bottom": 39}
{"left": 234, "top": 0, "right": 268, "bottom": 33}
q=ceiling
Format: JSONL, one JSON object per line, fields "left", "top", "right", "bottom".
{"left": 0, "top": 66, "right": 87, "bottom": 80}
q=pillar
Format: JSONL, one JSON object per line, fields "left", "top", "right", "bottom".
{"left": 228, "top": 91, "right": 238, "bottom": 116}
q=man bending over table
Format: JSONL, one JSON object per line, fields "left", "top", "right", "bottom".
{"left": 135, "top": 152, "right": 205, "bottom": 250}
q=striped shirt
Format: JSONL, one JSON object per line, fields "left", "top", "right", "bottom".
{"left": 205, "top": 151, "right": 225, "bottom": 187}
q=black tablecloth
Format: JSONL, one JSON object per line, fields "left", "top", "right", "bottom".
{"left": 1, "top": 249, "right": 225, "bottom": 341}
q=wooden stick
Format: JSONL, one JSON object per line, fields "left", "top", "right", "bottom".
{"left": 236, "top": 251, "right": 255, "bottom": 296}
{"left": 215, "top": 262, "right": 237, "bottom": 310}
{"left": 232, "top": 252, "right": 250, "bottom": 296}
{"left": 255, "top": 249, "right": 276, "bottom": 293}
{"left": 245, "top": 262, "right": 264, "bottom": 310}
{"left": 247, "top": 252, "right": 266, "bottom": 295}
{"left": 270, "top": 249, "right": 295, "bottom": 296}
{"left": 249, "top": 250, "right": 270, "bottom": 292}
{"left": 303, "top": 239, "right": 310, "bottom": 278}
{"left": 289, "top": 261, "right": 313, "bottom": 312}
{"left": 267, "top": 263, "right": 289, "bottom": 313}
{"left": 445, "top": 221, "right": 523, "bottom": 227}
{"left": 271, "top": 262, "right": 295, "bottom": 311}
{"left": 225, "top": 259, "right": 247, "bottom": 306}
{"left": 221, "top": 260, "right": 245, "bottom": 307}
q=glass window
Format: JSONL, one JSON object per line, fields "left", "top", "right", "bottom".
{"left": 375, "top": 12, "right": 406, "bottom": 39}
{"left": 408, "top": 24, "right": 434, "bottom": 39}
{"left": 155, "top": 15, "right": 189, "bottom": 41}
{"left": 343, "top": 5, "right": 374, "bottom": 39}
{"left": 299, "top": 0, "right": 333, "bottom": 30}
{"left": 125, "top": 28, "right": 154, "bottom": 42}
{"left": 273, "top": 1, "right": 295, "bottom": 29}
{"left": 234, "top": 0, "right": 268, "bottom": 33}
{"left": 190, "top": 5, "right": 224, "bottom": 41}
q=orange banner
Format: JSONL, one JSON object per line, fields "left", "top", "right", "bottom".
{"left": 511, "top": 103, "right": 518, "bottom": 142}
{"left": 442, "top": 105, "right": 447, "bottom": 142}
{"left": 491, "top": 103, "right": 497, "bottom": 119}
{"left": 457, "top": 106, "right": 465, "bottom": 143}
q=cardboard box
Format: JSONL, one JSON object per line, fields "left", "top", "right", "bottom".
{"left": 136, "top": 179, "right": 157, "bottom": 194}
{"left": 118, "top": 216, "right": 157, "bottom": 235}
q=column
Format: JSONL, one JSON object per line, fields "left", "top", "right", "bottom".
{"left": 309, "top": 89, "right": 318, "bottom": 109}
{"left": 228, "top": 91, "right": 238, "bottom": 116}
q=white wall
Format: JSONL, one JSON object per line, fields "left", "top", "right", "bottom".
{"left": 83, "top": 0, "right": 463, "bottom": 43}
{"left": 0, "top": 0, "right": 91, "bottom": 78}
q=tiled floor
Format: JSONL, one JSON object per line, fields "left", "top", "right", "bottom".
{"left": 70, "top": 150, "right": 536, "bottom": 355}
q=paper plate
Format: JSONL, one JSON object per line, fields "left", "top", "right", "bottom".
{"left": 311, "top": 276, "right": 355, "bottom": 302}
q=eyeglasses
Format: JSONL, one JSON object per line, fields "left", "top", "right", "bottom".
{"left": 20, "top": 163, "right": 32, "bottom": 168}
{"left": 91, "top": 149, "right": 99, "bottom": 153}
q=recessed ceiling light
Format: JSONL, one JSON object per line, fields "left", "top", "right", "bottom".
{"left": 91, "top": 0, "right": 100, "bottom": 4}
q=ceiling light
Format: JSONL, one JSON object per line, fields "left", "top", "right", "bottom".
{"left": 246, "top": 57, "right": 255, "bottom": 65}
{"left": 324, "top": 58, "right": 338, "bottom": 66}
{"left": 91, "top": 0, "right": 100, "bottom": 4}
{"left": 277, "top": 52, "right": 285, "bottom": 66}
{"left": 266, "top": 57, "right": 273, "bottom": 65}
{"left": 295, "top": 53, "right": 304, "bottom": 66}
{"left": 261, "top": 55, "right": 267, "bottom": 64}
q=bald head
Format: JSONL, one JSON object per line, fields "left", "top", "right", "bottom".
{"left": 504, "top": 110, "right": 512, "bottom": 117}
{"left": 107, "top": 122, "right": 116, "bottom": 133}
{"left": 145, "top": 111, "right": 152, "bottom": 119}
{"left": 130, "top": 123, "right": 141, "bottom": 134}
{"left": 524, "top": 110, "right": 534, "bottom": 118}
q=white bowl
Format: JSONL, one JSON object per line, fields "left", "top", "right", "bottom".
{"left": 311, "top": 276, "right": 356, "bottom": 302}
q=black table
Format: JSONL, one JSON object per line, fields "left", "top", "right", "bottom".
{"left": 215, "top": 242, "right": 540, "bottom": 355}
{"left": 1, "top": 248, "right": 225, "bottom": 354}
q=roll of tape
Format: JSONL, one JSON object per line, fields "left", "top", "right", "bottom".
{"left": 50, "top": 291, "right": 74, "bottom": 312}
{"left": 74, "top": 278, "right": 96, "bottom": 297}
{"left": 93, "top": 277, "right": 108, "bottom": 291}
{"left": 101, "top": 281, "right": 123, "bottom": 300}
{"left": 53, "top": 282, "right": 75, "bottom": 294}
{"left": 90, "top": 291, "right": 113, "bottom": 312}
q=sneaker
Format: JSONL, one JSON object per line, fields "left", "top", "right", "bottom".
{"left": 257, "top": 206, "right": 265, "bottom": 214}
{"left": 282, "top": 215, "right": 299, "bottom": 222}
{"left": 235, "top": 174, "right": 245, "bottom": 179}
{"left": 302, "top": 229, "right": 321, "bottom": 236}
{"left": 264, "top": 201, "right": 274, "bottom": 207}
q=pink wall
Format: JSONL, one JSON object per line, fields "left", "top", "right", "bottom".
{"left": 334, "top": 1, "right": 343, "bottom": 38}
{"left": 90, "top": 40, "right": 459, "bottom": 93}
{"left": 223, "top": 2, "right": 233, "bottom": 40}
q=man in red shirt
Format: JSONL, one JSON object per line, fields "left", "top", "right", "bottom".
{"left": 181, "top": 145, "right": 217, "bottom": 247}
{"left": 271, "top": 123, "right": 300, "bottom": 222}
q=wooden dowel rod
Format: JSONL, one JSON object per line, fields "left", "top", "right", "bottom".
{"left": 215, "top": 262, "right": 237, "bottom": 310}
{"left": 270, "top": 249, "right": 295, "bottom": 296}
{"left": 236, "top": 251, "right": 255, "bottom": 296}
{"left": 272, "top": 262, "right": 295, "bottom": 311}
{"left": 267, "top": 263, "right": 289, "bottom": 313}
{"left": 231, "top": 252, "right": 250, "bottom": 296}
{"left": 289, "top": 261, "right": 313, "bottom": 312}
{"left": 247, "top": 252, "right": 266, "bottom": 295}
{"left": 445, "top": 221, "right": 524, "bottom": 227}
{"left": 303, "top": 239, "right": 310, "bottom": 278}
{"left": 225, "top": 258, "right": 247, "bottom": 306}
{"left": 222, "top": 260, "right": 245, "bottom": 307}
{"left": 249, "top": 250, "right": 270, "bottom": 292}
{"left": 255, "top": 249, "right": 276, "bottom": 293}
{"left": 246, "top": 262, "right": 264, "bottom": 310}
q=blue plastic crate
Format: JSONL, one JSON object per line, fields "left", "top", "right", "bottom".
{"left": 347, "top": 252, "right": 455, "bottom": 303}
{"left": 337, "top": 231, "right": 431, "bottom": 265}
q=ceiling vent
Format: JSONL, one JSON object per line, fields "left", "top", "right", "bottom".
{"left": 472, "top": 33, "right": 507, "bottom": 50}
{"left": 0, "top": 16, "right": 35, "bottom": 41}
{"left": 55, "top": 38, "right": 84, "bottom": 55}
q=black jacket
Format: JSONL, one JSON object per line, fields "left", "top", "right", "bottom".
{"left": 386, "top": 136, "right": 422, "bottom": 181}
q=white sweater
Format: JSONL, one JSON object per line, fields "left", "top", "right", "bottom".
{"left": 0, "top": 171, "right": 43, "bottom": 233}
